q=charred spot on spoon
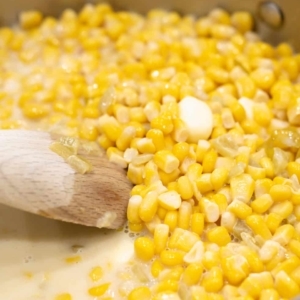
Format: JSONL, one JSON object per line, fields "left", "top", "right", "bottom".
{"left": 258, "top": 1, "right": 284, "bottom": 29}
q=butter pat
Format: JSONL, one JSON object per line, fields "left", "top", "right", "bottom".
{"left": 178, "top": 96, "right": 213, "bottom": 142}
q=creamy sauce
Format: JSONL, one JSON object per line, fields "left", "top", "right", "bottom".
{"left": 0, "top": 204, "right": 135, "bottom": 300}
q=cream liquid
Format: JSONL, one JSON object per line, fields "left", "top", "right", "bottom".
{"left": 0, "top": 204, "right": 136, "bottom": 300}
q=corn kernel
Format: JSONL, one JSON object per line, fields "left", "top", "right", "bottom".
{"left": 128, "top": 287, "right": 151, "bottom": 300}
{"left": 246, "top": 214, "right": 272, "bottom": 240}
{"left": 251, "top": 194, "right": 273, "bottom": 214}
{"left": 160, "top": 249, "right": 184, "bottom": 267}
{"left": 151, "top": 259, "right": 164, "bottom": 278}
{"left": 134, "top": 236, "right": 155, "bottom": 261}
{"left": 154, "top": 224, "right": 169, "bottom": 254}
{"left": 191, "top": 213, "right": 204, "bottom": 236}
{"left": 202, "top": 266, "right": 224, "bottom": 293}
{"left": 206, "top": 226, "right": 231, "bottom": 246}
{"left": 228, "top": 199, "right": 252, "bottom": 219}
{"left": 164, "top": 211, "right": 178, "bottom": 232}
{"left": 275, "top": 271, "right": 300, "bottom": 298}
{"left": 154, "top": 150, "right": 180, "bottom": 174}
{"left": 89, "top": 266, "right": 103, "bottom": 282}
{"left": 55, "top": 294, "right": 72, "bottom": 300}
{"left": 88, "top": 283, "right": 110, "bottom": 297}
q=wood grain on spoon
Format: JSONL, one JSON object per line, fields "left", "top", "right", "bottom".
{"left": 0, "top": 130, "right": 132, "bottom": 229}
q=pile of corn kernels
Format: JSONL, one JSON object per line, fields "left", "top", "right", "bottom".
{"left": 2, "top": 3, "right": 300, "bottom": 300}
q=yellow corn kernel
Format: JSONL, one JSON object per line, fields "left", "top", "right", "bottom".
{"left": 160, "top": 249, "right": 184, "bottom": 267}
{"left": 177, "top": 176, "right": 193, "bottom": 200}
{"left": 154, "top": 150, "right": 180, "bottom": 174}
{"left": 259, "top": 289, "right": 279, "bottom": 300}
{"left": 196, "top": 174, "right": 213, "bottom": 194}
{"left": 20, "top": 10, "right": 43, "bottom": 29}
{"left": 275, "top": 271, "right": 300, "bottom": 298}
{"left": 230, "top": 173, "right": 254, "bottom": 203}
{"left": 144, "top": 101, "right": 161, "bottom": 122}
{"left": 200, "top": 198, "right": 220, "bottom": 223}
{"left": 269, "top": 201, "right": 293, "bottom": 219}
{"left": 112, "top": 103, "right": 129, "bottom": 124}
{"left": 240, "top": 246, "right": 264, "bottom": 273}
{"left": 151, "top": 114, "right": 174, "bottom": 135}
{"left": 211, "top": 193, "right": 228, "bottom": 213}
{"left": 251, "top": 194, "right": 273, "bottom": 214}
{"left": 134, "top": 236, "right": 155, "bottom": 261}
{"left": 146, "top": 129, "right": 165, "bottom": 151}
{"left": 222, "top": 285, "right": 239, "bottom": 298}
{"left": 186, "top": 163, "right": 203, "bottom": 182}
{"left": 157, "top": 207, "right": 167, "bottom": 220}
{"left": 155, "top": 278, "right": 179, "bottom": 293}
{"left": 246, "top": 165, "right": 266, "bottom": 180}
{"left": 98, "top": 115, "right": 122, "bottom": 142}
{"left": 287, "top": 161, "right": 300, "bottom": 181}
{"left": 250, "top": 68, "right": 275, "bottom": 91}
{"left": 206, "top": 226, "right": 231, "bottom": 246}
{"left": 172, "top": 118, "right": 188, "bottom": 142}
{"left": 178, "top": 201, "right": 193, "bottom": 230}
{"left": 272, "top": 255, "right": 300, "bottom": 278}
{"left": 235, "top": 76, "right": 256, "bottom": 98}
{"left": 136, "top": 138, "right": 156, "bottom": 154}
{"left": 211, "top": 168, "right": 228, "bottom": 191}
{"left": 191, "top": 213, "right": 204, "bottom": 236}
{"left": 128, "top": 287, "right": 151, "bottom": 300}
{"left": 246, "top": 214, "right": 272, "bottom": 240}
{"left": 154, "top": 224, "right": 169, "bottom": 254}
{"left": 231, "top": 11, "right": 253, "bottom": 33}
{"left": 164, "top": 211, "right": 178, "bottom": 232}
{"left": 129, "top": 222, "right": 143, "bottom": 232}
{"left": 196, "top": 140, "right": 211, "bottom": 163}
{"left": 172, "top": 142, "right": 189, "bottom": 162}
{"left": 98, "top": 135, "right": 114, "bottom": 150}
{"left": 202, "top": 149, "right": 218, "bottom": 173}
{"left": 116, "top": 126, "right": 136, "bottom": 151}
{"left": 269, "top": 184, "right": 292, "bottom": 202}
{"left": 291, "top": 266, "right": 300, "bottom": 285}
{"left": 139, "top": 191, "right": 158, "bottom": 223}
{"left": 55, "top": 294, "right": 72, "bottom": 300}
{"left": 255, "top": 178, "right": 273, "bottom": 198}
{"left": 127, "top": 195, "right": 142, "bottom": 224}
{"left": 272, "top": 224, "right": 295, "bottom": 246}
{"left": 182, "top": 263, "right": 203, "bottom": 286}
{"left": 228, "top": 199, "right": 252, "bottom": 219}
{"left": 158, "top": 190, "right": 181, "bottom": 211}
{"left": 151, "top": 259, "right": 164, "bottom": 278}
{"left": 222, "top": 254, "right": 250, "bottom": 285}
{"left": 202, "top": 249, "right": 221, "bottom": 270}
{"left": 169, "top": 228, "right": 199, "bottom": 252}
{"left": 158, "top": 168, "right": 180, "bottom": 186}
{"left": 211, "top": 126, "right": 227, "bottom": 139}
{"left": 65, "top": 256, "right": 81, "bottom": 264}
{"left": 89, "top": 266, "right": 103, "bottom": 282}
{"left": 129, "top": 107, "right": 147, "bottom": 123}
{"left": 88, "top": 283, "right": 110, "bottom": 297}
{"left": 266, "top": 213, "right": 283, "bottom": 233}
{"left": 289, "top": 239, "right": 300, "bottom": 259}
{"left": 258, "top": 157, "right": 275, "bottom": 179}
{"left": 230, "top": 102, "right": 246, "bottom": 123}
{"left": 127, "top": 163, "right": 143, "bottom": 185}
{"left": 239, "top": 272, "right": 273, "bottom": 298}
{"left": 207, "top": 66, "right": 229, "bottom": 84}
{"left": 202, "top": 266, "right": 224, "bottom": 293}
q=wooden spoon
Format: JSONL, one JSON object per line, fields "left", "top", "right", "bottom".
{"left": 0, "top": 130, "right": 132, "bottom": 229}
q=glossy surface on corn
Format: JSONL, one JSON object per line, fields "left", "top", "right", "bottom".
{"left": 2, "top": 3, "right": 300, "bottom": 299}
